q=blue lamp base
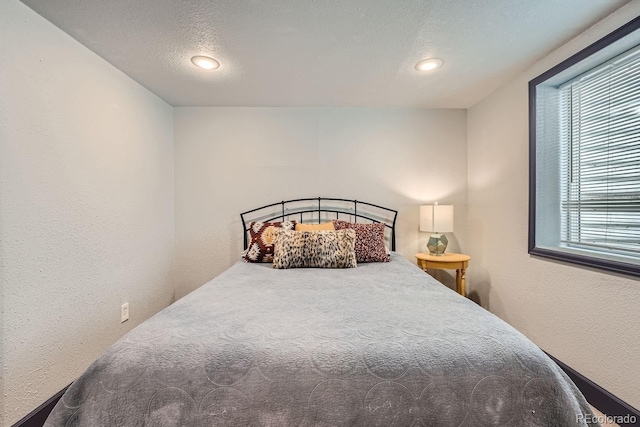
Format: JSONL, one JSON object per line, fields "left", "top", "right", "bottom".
{"left": 427, "top": 234, "right": 448, "bottom": 255}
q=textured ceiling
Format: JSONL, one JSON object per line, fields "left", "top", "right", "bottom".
{"left": 21, "top": 0, "right": 630, "bottom": 108}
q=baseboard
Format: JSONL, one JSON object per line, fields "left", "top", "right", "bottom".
{"left": 546, "top": 352, "right": 640, "bottom": 427}
{"left": 12, "top": 384, "right": 70, "bottom": 427}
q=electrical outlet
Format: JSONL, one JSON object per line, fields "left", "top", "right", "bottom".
{"left": 121, "top": 302, "right": 129, "bottom": 323}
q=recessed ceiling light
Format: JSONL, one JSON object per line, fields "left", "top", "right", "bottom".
{"left": 415, "top": 58, "right": 443, "bottom": 72}
{"left": 191, "top": 55, "right": 220, "bottom": 70}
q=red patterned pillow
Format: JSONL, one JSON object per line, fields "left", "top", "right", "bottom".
{"left": 333, "top": 220, "right": 390, "bottom": 263}
{"left": 242, "top": 221, "right": 296, "bottom": 262}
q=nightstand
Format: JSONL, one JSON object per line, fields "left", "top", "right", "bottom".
{"left": 415, "top": 253, "right": 471, "bottom": 296}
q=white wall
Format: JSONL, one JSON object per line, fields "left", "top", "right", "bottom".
{"left": 0, "top": 1, "right": 175, "bottom": 424}
{"left": 174, "top": 107, "right": 467, "bottom": 298}
{"left": 467, "top": 3, "right": 640, "bottom": 409}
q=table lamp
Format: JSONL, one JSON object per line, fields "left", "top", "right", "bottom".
{"left": 420, "top": 203, "right": 454, "bottom": 255}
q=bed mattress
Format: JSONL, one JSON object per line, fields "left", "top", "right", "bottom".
{"left": 45, "top": 254, "right": 599, "bottom": 426}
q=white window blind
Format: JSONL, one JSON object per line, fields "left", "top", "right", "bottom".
{"left": 560, "top": 47, "right": 640, "bottom": 258}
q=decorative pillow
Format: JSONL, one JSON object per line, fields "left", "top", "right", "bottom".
{"left": 295, "top": 222, "right": 336, "bottom": 231}
{"left": 333, "top": 220, "right": 390, "bottom": 263}
{"left": 272, "top": 229, "right": 357, "bottom": 269}
{"left": 242, "top": 221, "right": 296, "bottom": 263}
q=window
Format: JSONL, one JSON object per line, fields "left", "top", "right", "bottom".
{"left": 530, "top": 16, "right": 640, "bottom": 277}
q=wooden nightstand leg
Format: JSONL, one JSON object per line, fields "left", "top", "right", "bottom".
{"left": 455, "top": 269, "right": 461, "bottom": 294}
{"left": 460, "top": 268, "right": 466, "bottom": 296}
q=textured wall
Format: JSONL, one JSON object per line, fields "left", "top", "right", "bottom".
{"left": 174, "top": 107, "right": 467, "bottom": 298}
{"left": 0, "top": 1, "right": 175, "bottom": 424}
{"left": 467, "top": 3, "right": 640, "bottom": 409}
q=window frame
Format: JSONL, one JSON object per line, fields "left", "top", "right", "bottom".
{"left": 529, "top": 15, "right": 640, "bottom": 277}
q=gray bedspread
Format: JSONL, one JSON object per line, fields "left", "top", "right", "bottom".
{"left": 45, "top": 254, "right": 599, "bottom": 426}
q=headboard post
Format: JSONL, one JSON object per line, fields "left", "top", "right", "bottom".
{"left": 391, "top": 216, "right": 397, "bottom": 251}
{"left": 241, "top": 214, "right": 248, "bottom": 250}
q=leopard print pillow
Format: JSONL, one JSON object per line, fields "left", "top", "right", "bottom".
{"left": 272, "top": 229, "right": 357, "bottom": 269}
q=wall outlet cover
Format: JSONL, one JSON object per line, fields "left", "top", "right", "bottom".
{"left": 121, "top": 302, "right": 129, "bottom": 323}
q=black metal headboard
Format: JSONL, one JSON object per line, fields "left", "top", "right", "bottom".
{"left": 240, "top": 197, "right": 398, "bottom": 251}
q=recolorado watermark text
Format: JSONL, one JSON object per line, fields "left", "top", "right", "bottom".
{"left": 577, "top": 413, "right": 637, "bottom": 425}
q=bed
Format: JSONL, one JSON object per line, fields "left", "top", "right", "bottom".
{"left": 45, "top": 198, "right": 600, "bottom": 426}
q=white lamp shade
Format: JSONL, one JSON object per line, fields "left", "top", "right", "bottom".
{"left": 420, "top": 205, "right": 454, "bottom": 233}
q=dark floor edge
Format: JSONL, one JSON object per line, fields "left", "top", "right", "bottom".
{"left": 545, "top": 351, "right": 639, "bottom": 426}
{"left": 12, "top": 384, "right": 70, "bottom": 427}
